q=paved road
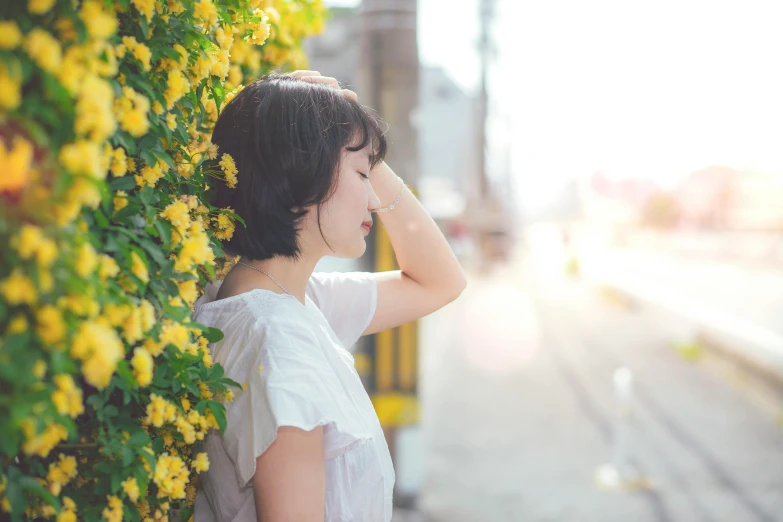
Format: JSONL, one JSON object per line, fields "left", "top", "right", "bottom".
{"left": 413, "top": 248, "right": 783, "bottom": 522}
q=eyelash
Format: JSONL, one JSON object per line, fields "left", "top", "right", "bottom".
{"left": 359, "top": 172, "right": 369, "bottom": 179}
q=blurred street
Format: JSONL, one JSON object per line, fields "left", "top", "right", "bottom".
{"left": 413, "top": 237, "right": 783, "bottom": 522}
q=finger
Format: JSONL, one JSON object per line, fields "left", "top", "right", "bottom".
{"left": 299, "top": 75, "right": 341, "bottom": 89}
{"left": 290, "top": 70, "right": 321, "bottom": 78}
{"left": 339, "top": 89, "right": 359, "bottom": 103}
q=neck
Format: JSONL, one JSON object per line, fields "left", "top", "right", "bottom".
{"left": 239, "top": 253, "right": 320, "bottom": 305}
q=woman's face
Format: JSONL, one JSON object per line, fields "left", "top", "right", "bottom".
{"left": 311, "top": 144, "right": 380, "bottom": 259}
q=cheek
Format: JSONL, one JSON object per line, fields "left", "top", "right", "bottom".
{"left": 322, "top": 180, "right": 365, "bottom": 228}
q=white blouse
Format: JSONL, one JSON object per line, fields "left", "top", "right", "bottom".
{"left": 190, "top": 271, "right": 395, "bottom": 522}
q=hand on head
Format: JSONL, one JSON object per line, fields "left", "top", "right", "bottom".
{"left": 290, "top": 70, "right": 359, "bottom": 103}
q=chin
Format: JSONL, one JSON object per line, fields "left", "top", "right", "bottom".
{"left": 330, "top": 240, "right": 367, "bottom": 259}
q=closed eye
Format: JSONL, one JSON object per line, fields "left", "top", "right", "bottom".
{"left": 358, "top": 172, "right": 369, "bottom": 179}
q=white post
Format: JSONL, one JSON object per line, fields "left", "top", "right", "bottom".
{"left": 595, "top": 367, "right": 650, "bottom": 491}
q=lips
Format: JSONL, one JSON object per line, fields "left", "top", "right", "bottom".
{"left": 361, "top": 221, "right": 372, "bottom": 231}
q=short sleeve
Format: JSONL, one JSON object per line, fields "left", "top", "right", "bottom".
{"left": 306, "top": 271, "right": 378, "bottom": 349}
{"left": 221, "top": 319, "right": 372, "bottom": 490}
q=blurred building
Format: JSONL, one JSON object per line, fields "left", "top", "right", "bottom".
{"left": 417, "top": 66, "right": 476, "bottom": 223}
{"left": 676, "top": 166, "right": 783, "bottom": 230}
{"left": 302, "top": 7, "right": 361, "bottom": 93}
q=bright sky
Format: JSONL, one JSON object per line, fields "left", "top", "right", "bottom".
{"left": 328, "top": 0, "right": 783, "bottom": 210}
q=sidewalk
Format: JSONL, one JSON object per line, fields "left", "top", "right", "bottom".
{"left": 580, "top": 249, "right": 783, "bottom": 378}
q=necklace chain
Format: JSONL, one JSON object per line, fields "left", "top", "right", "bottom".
{"left": 236, "top": 261, "right": 291, "bottom": 295}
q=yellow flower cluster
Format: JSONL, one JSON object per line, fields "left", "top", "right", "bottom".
{"left": 144, "top": 394, "right": 178, "bottom": 427}
{"left": 69, "top": 320, "right": 124, "bottom": 389}
{"left": 2, "top": 0, "right": 326, "bottom": 517}
{"left": 218, "top": 153, "right": 238, "bottom": 189}
{"left": 153, "top": 453, "right": 189, "bottom": 499}
{"left": 192, "top": 452, "right": 210, "bottom": 472}
{"left": 46, "top": 453, "right": 78, "bottom": 496}
{"left": 51, "top": 374, "right": 84, "bottom": 418}
{"left": 0, "top": 136, "right": 34, "bottom": 194}
{"left": 212, "top": 213, "right": 235, "bottom": 241}
{"left": 122, "top": 476, "right": 141, "bottom": 504}
{"left": 56, "top": 496, "right": 77, "bottom": 522}
{"left": 101, "top": 495, "right": 123, "bottom": 522}
{"left": 21, "top": 419, "right": 68, "bottom": 457}
{"left": 132, "top": 347, "right": 154, "bottom": 387}
{"left": 116, "top": 86, "right": 151, "bottom": 138}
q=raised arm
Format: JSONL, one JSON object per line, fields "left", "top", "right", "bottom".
{"left": 363, "top": 161, "right": 467, "bottom": 336}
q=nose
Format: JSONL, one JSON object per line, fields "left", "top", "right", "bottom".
{"left": 367, "top": 182, "right": 381, "bottom": 212}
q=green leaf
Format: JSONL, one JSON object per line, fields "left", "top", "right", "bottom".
{"left": 115, "top": 360, "right": 136, "bottom": 388}
{"left": 128, "top": 430, "right": 151, "bottom": 447}
{"left": 205, "top": 400, "right": 227, "bottom": 432}
{"left": 154, "top": 220, "right": 172, "bottom": 245}
{"left": 110, "top": 176, "right": 137, "bottom": 191}
{"left": 201, "top": 327, "right": 224, "bottom": 343}
{"left": 140, "top": 149, "right": 157, "bottom": 169}
{"left": 19, "top": 475, "right": 62, "bottom": 512}
{"left": 138, "top": 238, "right": 167, "bottom": 266}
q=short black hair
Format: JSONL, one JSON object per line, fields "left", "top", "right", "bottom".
{"left": 209, "top": 72, "right": 388, "bottom": 261}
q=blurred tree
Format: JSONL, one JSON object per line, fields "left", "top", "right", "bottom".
{"left": 640, "top": 192, "right": 683, "bottom": 229}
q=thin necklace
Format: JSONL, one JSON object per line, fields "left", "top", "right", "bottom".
{"left": 236, "top": 261, "right": 291, "bottom": 295}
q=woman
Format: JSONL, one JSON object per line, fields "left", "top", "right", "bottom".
{"left": 191, "top": 70, "right": 466, "bottom": 522}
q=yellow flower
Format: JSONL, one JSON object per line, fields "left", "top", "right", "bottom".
{"left": 122, "top": 477, "right": 140, "bottom": 504}
{"left": 111, "top": 147, "right": 128, "bottom": 176}
{"left": 36, "top": 305, "right": 66, "bottom": 345}
{"left": 140, "top": 299, "right": 156, "bottom": 331}
{"left": 246, "top": 18, "right": 271, "bottom": 46}
{"left": 160, "top": 200, "right": 190, "bottom": 235}
{"left": 69, "top": 320, "right": 123, "bottom": 389}
{"left": 131, "top": 347, "right": 154, "bottom": 387}
{"left": 75, "top": 242, "right": 98, "bottom": 278}
{"left": 101, "top": 494, "right": 123, "bottom": 522}
{"left": 36, "top": 238, "right": 58, "bottom": 267}
{"left": 21, "top": 419, "right": 68, "bottom": 457}
{"left": 56, "top": 496, "right": 77, "bottom": 522}
{"left": 131, "top": 0, "right": 156, "bottom": 22}
{"left": 166, "top": 112, "right": 177, "bottom": 130}
{"left": 79, "top": 0, "right": 118, "bottom": 40}
{"left": 164, "top": 69, "right": 190, "bottom": 109}
{"left": 116, "top": 86, "right": 150, "bottom": 137}
{"left": 12, "top": 224, "right": 44, "bottom": 260}
{"left": 25, "top": 29, "right": 62, "bottom": 74}
{"left": 113, "top": 190, "right": 129, "bottom": 213}
{"left": 51, "top": 374, "right": 84, "bottom": 418}
{"left": 8, "top": 314, "right": 28, "bottom": 334}
{"left": 0, "top": 61, "right": 21, "bottom": 111}
{"left": 132, "top": 42, "right": 152, "bottom": 71}
{"left": 1, "top": 269, "right": 38, "bottom": 305}
{"left": 74, "top": 75, "right": 116, "bottom": 141}
{"left": 130, "top": 251, "right": 150, "bottom": 284}
{"left": 177, "top": 279, "right": 198, "bottom": 305}
{"left": 134, "top": 160, "right": 166, "bottom": 188}
{"left": 28, "top": 0, "right": 56, "bottom": 15}
{"left": 32, "top": 360, "right": 47, "bottom": 379}
{"left": 0, "top": 21, "right": 22, "bottom": 49}
{"left": 144, "top": 394, "right": 177, "bottom": 427}
{"left": 0, "top": 136, "right": 33, "bottom": 192}
{"left": 59, "top": 140, "right": 104, "bottom": 179}
{"left": 192, "top": 452, "right": 210, "bottom": 472}
{"left": 46, "top": 454, "right": 78, "bottom": 496}
{"left": 194, "top": 0, "right": 219, "bottom": 28}
{"left": 153, "top": 453, "right": 190, "bottom": 499}
{"left": 159, "top": 320, "right": 190, "bottom": 351}
{"left": 152, "top": 100, "right": 164, "bottom": 114}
